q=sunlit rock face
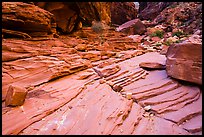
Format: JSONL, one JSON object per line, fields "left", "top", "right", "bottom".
{"left": 2, "top": 2, "right": 55, "bottom": 37}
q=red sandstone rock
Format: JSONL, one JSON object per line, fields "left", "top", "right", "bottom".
{"left": 138, "top": 2, "right": 174, "bottom": 21}
{"left": 151, "top": 36, "right": 162, "bottom": 42}
{"left": 139, "top": 62, "right": 166, "bottom": 70}
{"left": 166, "top": 42, "right": 202, "bottom": 85}
{"left": 35, "top": 2, "right": 79, "bottom": 34}
{"left": 117, "top": 19, "right": 146, "bottom": 35}
{"left": 2, "top": 26, "right": 202, "bottom": 135}
{"left": 2, "top": 2, "right": 55, "bottom": 37}
{"left": 76, "top": 2, "right": 111, "bottom": 26}
{"left": 153, "top": 2, "right": 202, "bottom": 34}
{"left": 111, "top": 2, "right": 138, "bottom": 25}
{"left": 5, "top": 85, "right": 27, "bottom": 107}
{"left": 75, "top": 44, "right": 87, "bottom": 52}
{"left": 159, "top": 45, "right": 169, "bottom": 55}
{"left": 35, "top": 2, "right": 111, "bottom": 34}
{"left": 146, "top": 27, "right": 164, "bottom": 36}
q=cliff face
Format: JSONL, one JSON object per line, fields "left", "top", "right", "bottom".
{"left": 2, "top": 2, "right": 55, "bottom": 38}
{"left": 34, "top": 2, "right": 111, "bottom": 34}
{"left": 138, "top": 2, "right": 174, "bottom": 21}
{"left": 111, "top": 2, "right": 138, "bottom": 25}
{"left": 77, "top": 2, "right": 111, "bottom": 26}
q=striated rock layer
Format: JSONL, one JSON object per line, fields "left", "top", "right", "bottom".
{"left": 2, "top": 2, "right": 55, "bottom": 37}
{"left": 2, "top": 26, "right": 202, "bottom": 135}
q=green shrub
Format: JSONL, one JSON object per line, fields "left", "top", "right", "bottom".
{"left": 172, "top": 31, "right": 185, "bottom": 37}
{"left": 150, "top": 30, "right": 164, "bottom": 38}
{"left": 168, "top": 4, "right": 177, "bottom": 9}
{"left": 155, "top": 43, "right": 162, "bottom": 46}
{"left": 163, "top": 40, "right": 172, "bottom": 46}
{"left": 175, "top": 40, "right": 181, "bottom": 43}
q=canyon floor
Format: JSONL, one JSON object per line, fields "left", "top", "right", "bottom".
{"left": 2, "top": 27, "right": 202, "bottom": 135}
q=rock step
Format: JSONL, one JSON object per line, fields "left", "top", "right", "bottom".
{"left": 161, "top": 93, "right": 202, "bottom": 124}
{"left": 151, "top": 87, "right": 200, "bottom": 114}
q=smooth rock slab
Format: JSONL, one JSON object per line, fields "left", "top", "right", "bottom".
{"left": 139, "top": 62, "right": 166, "bottom": 70}
{"left": 166, "top": 42, "right": 202, "bottom": 85}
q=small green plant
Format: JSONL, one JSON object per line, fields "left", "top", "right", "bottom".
{"left": 168, "top": 4, "right": 177, "bottom": 9}
{"left": 175, "top": 40, "right": 181, "bottom": 43}
{"left": 91, "top": 21, "right": 104, "bottom": 46}
{"left": 150, "top": 30, "right": 164, "bottom": 38}
{"left": 163, "top": 40, "right": 172, "bottom": 46}
{"left": 172, "top": 31, "right": 185, "bottom": 38}
{"left": 155, "top": 43, "right": 162, "bottom": 46}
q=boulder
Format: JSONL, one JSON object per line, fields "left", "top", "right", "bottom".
{"left": 116, "top": 19, "right": 146, "bottom": 35}
{"left": 166, "top": 42, "right": 202, "bottom": 85}
{"left": 2, "top": 2, "right": 55, "bottom": 37}
{"left": 75, "top": 44, "right": 87, "bottom": 52}
{"left": 111, "top": 2, "right": 138, "bottom": 25}
{"left": 5, "top": 85, "right": 27, "bottom": 107}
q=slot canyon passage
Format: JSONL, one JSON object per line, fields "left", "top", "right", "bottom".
{"left": 2, "top": 2, "right": 202, "bottom": 135}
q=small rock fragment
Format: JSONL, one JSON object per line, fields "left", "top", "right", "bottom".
{"left": 53, "top": 33, "right": 59, "bottom": 38}
{"left": 99, "top": 78, "right": 106, "bottom": 84}
{"left": 112, "top": 84, "right": 123, "bottom": 92}
{"left": 106, "top": 81, "right": 114, "bottom": 87}
{"left": 75, "top": 44, "right": 87, "bottom": 51}
{"left": 142, "top": 113, "right": 149, "bottom": 118}
{"left": 126, "top": 92, "right": 132, "bottom": 100}
{"left": 5, "top": 85, "right": 27, "bottom": 107}
{"left": 120, "top": 128, "right": 123, "bottom": 133}
{"left": 147, "top": 47, "right": 157, "bottom": 52}
{"left": 150, "top": 113, "right": 154, "bottom": 117}
{"left": 141, "top": 75, "right": 146, "bottom": 79}
{"left": 20, "top": 106, "right": 25, "bottom": 112}
{"left": 144, "top": 105, "right": 151, "bottom": 111}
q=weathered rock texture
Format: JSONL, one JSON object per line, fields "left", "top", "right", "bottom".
{"left": 5, "top": 85, "right": 27, "bottom": 107}
{"left": 2, "top": 26, "right": 202, "bottom": 135}
{"left": 35, "top": 2, "right": 111, "bottom": 34}
{"left": 116, "top": 19, "right": 146, "bottom": 35}
{"left": 77, "top": 2, "right": 111, "bottom": 26}
{"left": 2, "top": 2, "right": 55, "bottom": 37}
{"left": 153, "top": 2, "right": 202, "bottom": 34}
{"left": 138, "top": 2, "right": 174, "bottom": 21}
{"left": 166, "top": 42, "right": 202, "bottom": 85}
{"left": 138, "top": 2, "right": 202, "bottom": 35}
{"left": 139, "top": 62, "right": 166, "bottom": 70}
{"left": 111, "top": 2, "right": 138, "bottom": 25}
